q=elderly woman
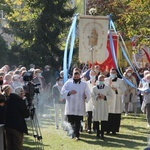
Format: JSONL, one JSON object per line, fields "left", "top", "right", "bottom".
{"left": 122, "top": 68, "right": 138, "bottom": 116}
{"left": 33, "top": 69, "right": 46, "bottom": 91}
{"left": 3, "top": 74, "right": 12, "bottom": 85}
{"left": 2, "top": 85, "right": 29, "bottom": 150}
{"left": 2, "top": 84, "right": 12, "bottom": 98}
{"left": 11, "top": 74, "right": 22, "bottom": 92}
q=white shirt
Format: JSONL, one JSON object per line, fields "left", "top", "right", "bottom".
{"left": 61, "top": 79, "right": 91, "bottom": 116}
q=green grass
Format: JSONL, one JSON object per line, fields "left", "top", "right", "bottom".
{"left": 23, "top": 107, "right": 150, "bottom": 150}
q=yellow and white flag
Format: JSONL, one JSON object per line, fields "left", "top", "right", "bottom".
{"left": 79, "top": 15, "right": 109, "bottom": 63}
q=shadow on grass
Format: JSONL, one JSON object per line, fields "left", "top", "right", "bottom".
{"left": 121, "top": 113, "right": 146, "bottom": 121}
{"left": 80, "top": 131, "right": 146, "bottom": 149}
{"left": 23, "top": 135, "right": 37, "bottom": 150}
{"left": 121, "top": 124, "right": 148, "bottom": 134}
{"left": 23, "top": 133, "right": 50, "bottom": 150}
{"left": 23, "top": 105, "right": 55, "bottom": 149}
{"left": 23, "top": 107, "right": 148, "bottom": 149}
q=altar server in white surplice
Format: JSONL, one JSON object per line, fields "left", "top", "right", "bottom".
{"left": 61, "top": 68, "right": 91, "bottom": 140}
{"left": 85, "top": 69, "right": 96, "bottom": 133}
{"left": 92, "top": 75, "right": 113, "bottom": 139}
{"left": 104, "top": 68, "right": 126, "bottom": 135}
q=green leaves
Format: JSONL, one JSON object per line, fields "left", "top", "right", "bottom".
{"left": 3, "top": 0, "right": 75, "bottom": 67}
{"left": 86, "top": 0, "right": 150, "bottom": 47}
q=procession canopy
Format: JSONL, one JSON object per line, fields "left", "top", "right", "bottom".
{"left": 79, "top": 15, "right": 109, "bottom": 63}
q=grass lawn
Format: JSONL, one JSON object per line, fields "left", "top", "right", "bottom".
{"left": 23, "top": 106, "right": 150, "bottom": 150}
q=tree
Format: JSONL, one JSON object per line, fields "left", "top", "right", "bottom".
{"left": 86, "top": 0, "right": 150, "bottom": 47}
{"left": 0, "top": 0, "right": 11, "bottom": 67}
{"left": 0, "top": 36, "right": 10, "bottom": 66}
{"left": 119, "top": 0, "right": 150, "bottom": 47}
{"left": 5, "top": 0, "right": 75, "bottom": 68}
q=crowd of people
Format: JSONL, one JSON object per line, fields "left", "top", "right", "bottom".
{"left": 52, "top": 63, "right": 150, "bottom": 140}
{"left": 0, "top": 64, "right": 55, "bottom": 150}
{"left": 0, "top": 63, "right": 150, "bottom": 149}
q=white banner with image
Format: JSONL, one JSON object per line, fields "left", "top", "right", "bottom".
{"left": 79, "top": 15, "right": 109, "bottom": 63}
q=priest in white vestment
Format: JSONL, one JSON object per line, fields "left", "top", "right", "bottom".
{"left": 104, "top": 68, "right": 126, "bottom": 134}
{"left": 61, "top": 68, "right": 91, "bottom": 140}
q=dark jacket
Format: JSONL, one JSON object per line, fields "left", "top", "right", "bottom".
{"left": 42, "top": 70, "right": 52, "bottom": 84}
{"left": 5, "top": 93, "right": 29, "bottom": 134}
{"left": 32, "top": 76, "right": 46, "bottom": 90}
{"left": 0, "top": 105, "right": 5, "bottom": 124}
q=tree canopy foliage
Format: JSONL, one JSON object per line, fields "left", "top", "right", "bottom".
{"left": 0, "top": 0, "right": 149, "bottom": 67}
{"left": 86, "top": 0, "right": 150, "bottom": 47}
{"left": 0, "top": 0, "right": 11, "bottom": 66}
{"left": 3, "top": 0, "right": 75, "bottom": 68}
{"left": 0, "top": 35, "right": 9, "bottom": 65}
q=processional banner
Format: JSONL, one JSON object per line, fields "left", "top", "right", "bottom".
{"left": 79, "top": 15, "right": 109, "bottom": 63}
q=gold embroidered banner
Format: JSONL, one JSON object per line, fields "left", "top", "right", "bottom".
{"left": 79, "top": 15, "right": 109, "bottom": 63}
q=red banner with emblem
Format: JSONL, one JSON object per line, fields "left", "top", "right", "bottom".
{"left": 89, "top": 34, "right": 118, "bottom": 72}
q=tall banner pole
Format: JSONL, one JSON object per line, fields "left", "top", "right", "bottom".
{"left": 84, "top": 0, "right": 87, "bottom": 15}
{"left": 90, "top": 47, "right": 94, "bottom": 70}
